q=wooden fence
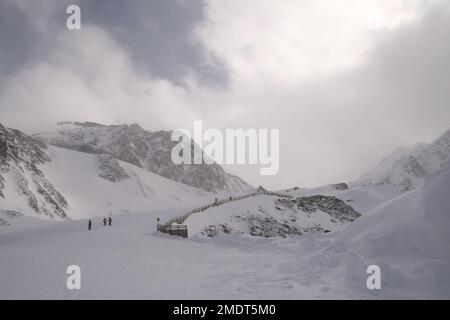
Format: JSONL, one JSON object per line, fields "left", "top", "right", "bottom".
{"left": 157, "top": 186, "right": 292, "bottom": 238}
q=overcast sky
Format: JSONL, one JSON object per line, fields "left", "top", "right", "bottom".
{"left": 1, "top": 0, "right": 449, "bottom": 189}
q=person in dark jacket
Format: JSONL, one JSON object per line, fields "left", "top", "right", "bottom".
{"left": 88, "top": 219, "right": 92, "bottom": 230}
{"left": 103, "top": 218, "right": 107, "bottom": 226}
{"left": 108, "top": 217, "right": 112, "bottom": 226}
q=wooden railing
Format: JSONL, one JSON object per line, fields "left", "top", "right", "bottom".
{"left": 157, "top": 223, "right": 188, "bottom": 238}
{"left": 157, "top": 186, "right": 292, "bottom": 237}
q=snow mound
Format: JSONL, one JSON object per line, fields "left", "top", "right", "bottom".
{"left": 315, "top": 162, "right": 450, "bottom": 298}
{"left": 185, "top": 194, "right": 361, "bottom": 238}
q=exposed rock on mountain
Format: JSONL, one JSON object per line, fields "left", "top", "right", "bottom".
{"left": 0, "top": 124, "right": 68, "bottom": 218}
{"left": 0, "top": 173, "right": 5, "bottom": 198}
{"left": 0, "top": 210, "right": 23, "bottom": 227}
{"left": 276, "top": 195, "right": 361, "bottom": 223}
{"left": 34, "top": 122, "right": 251, "bottom": 193}
{"left": 356, "top": 129, "right": 450, "bottom": 191}
{"left": 97, "top": 154, "right": 130, "bottom": 182}
{"left": 331, "top": 183, "right": 349, "bottom": 190}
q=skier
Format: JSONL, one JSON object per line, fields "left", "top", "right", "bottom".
{"left": 103, "top": 218, "right": 107, "bottom": 227}
{"left": 108, "top": 217, "right": 112, "bottom": 226}
{"left": 88, "top": 219, "right": 92, "bottom": 230}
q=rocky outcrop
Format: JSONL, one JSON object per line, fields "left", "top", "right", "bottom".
{"left": 97, "top": 154, "right": 130, "bottom": 182}
{"left": 276, "top": 195, "right": 361, "bottom": 223}
{"left": 0, "top": 124, "right": 68, "bottom": 218}
{"left": 0, "top": 210, "right": 23, "bottom": 227}
{"left": 331, "top": 183, "right": 349, "bottom": 190}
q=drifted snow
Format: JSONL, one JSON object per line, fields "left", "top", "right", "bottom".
{"left": 184, "top": 194, "right": 360, "bottom": 238}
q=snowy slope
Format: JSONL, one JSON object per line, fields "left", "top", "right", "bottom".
{"left": 1, "top": 123, "right": 216, "bottom": 221}
{"left": 1, "top": 145, "right": 212, "bottom": 220}
{"left": 0, "top": 164, "right": 448, "bottom": 299}
{"left": 34, "top": 122, "right": 252, "bottom": 194}
{"left": 308, "top": 161, "right": 450, "bottom": 299}
{"left": 356, "top": 129, "right": 450, "bottom": 191}
{"left": 43, "top": 146, "right": 212, "bottom": 219}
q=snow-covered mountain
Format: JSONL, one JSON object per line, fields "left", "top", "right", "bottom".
{"left": 356, "top": 129, "right": 450, "bottom": 191}
{"left": 283, "top": 182, "right": 403, "bottom": 214}
{"left": 34, "top": 122, "right": 251, "bottom": 193}
{"left": 1, "top": 123, "right": 213, "bottom": 220}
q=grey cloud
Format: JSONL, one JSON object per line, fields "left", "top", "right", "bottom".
{"left": 0, "top": 1, "right": 53, "bottom": 75}
{"left": 79, "top": 0, "right": 228, "bottom": 86}
{"left": 0, "top": 0, "right": 227, "bottom": 86}
{"left": 266, "top": 2, "right": 450, "bottom": 188}
{"left": 208, "top": 1, "right": 450, "bottom": 189}
{"left": 1, "top": 1, "right": 449, "bottom": 190}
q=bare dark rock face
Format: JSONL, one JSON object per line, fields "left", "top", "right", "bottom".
{"left": 0, "top": 174, "right": 4, "bottom": 198}
{"left": 34, "top": 122, "right": 251, "bottom": 193}
{"left": 0, "top": 123, "right": 68, "bottom": 218}
{"left": 331, "top": 183, "right": 349, "bottom": 190}
{"left": 202, "top": 224, "right": 233, "bottom": 237}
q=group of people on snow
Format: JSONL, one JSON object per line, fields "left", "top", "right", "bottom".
{"left": 88, "top": 217, "right": 112, "bottom": 230}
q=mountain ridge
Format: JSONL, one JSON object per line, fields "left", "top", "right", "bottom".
{"left": 355, "top": 128, "right": 450, "bottom": 191}
{"left": 34, "top": 122, "right": 252, "bottom": 194}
